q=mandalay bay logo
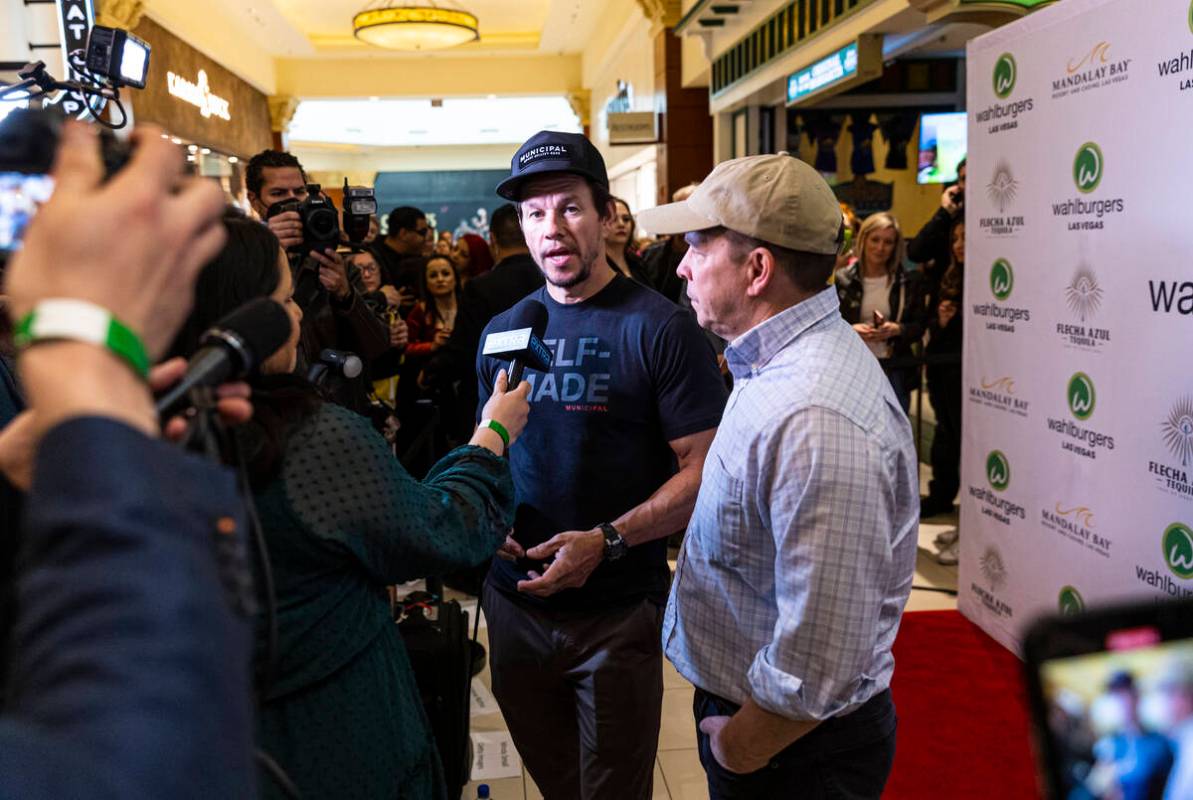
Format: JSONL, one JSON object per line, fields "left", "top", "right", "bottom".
{"left": 1058, "top": 586, "right": 1085, "bottom": 616}
{"left": 981, "top": 162, "right": 1024, "bottom": 236}
{"left": 969, "top": 375, "right": 1029, "bottom": 418}
{"left": 1150, "top": 397, "right": 1193, "bottom": 502}
{"left": 969, "top": 450, "right": 1025, "bottom": 525}
{"left": 1052, "top": 41, "right": 1131, "bottom": 100}
{"left": 1042, "top": 501, "right": 1111, "bottom": 559}
{"left": 1136, "top": 522, "right": 1193, "bottom": 598}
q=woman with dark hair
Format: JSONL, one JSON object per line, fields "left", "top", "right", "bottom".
{"left": 168, "top": 213, "right": 531, "bottom": 800}
{"left": 835, "top": 211, "right": 926, "bottom": 413}
{"left": 450, "top": 232, "right": 494, "bottom": 281}
{"left": 922, "top": 219, "right": 966, "bottom": 555}
{"left": 404, "top": 255, "right": 460, "bottom": 359}
{"left": 604, "top": 197, "right": 650, "bottom": 284}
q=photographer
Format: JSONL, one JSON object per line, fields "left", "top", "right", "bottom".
{"left": 0, "top": 121, "right": 255, "bottom": 799}
{"left": 907, "top": 157, "right": 965, "bottom": 294}
{"left": 246, "top": 150, "right": 388, "bottom": 413}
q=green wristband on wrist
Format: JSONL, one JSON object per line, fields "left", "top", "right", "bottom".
{"left": 14, "top": 299, "right": 151, "bottom": 380}
{"left": 479, "top": 418, "right": 510, "bottom": 448}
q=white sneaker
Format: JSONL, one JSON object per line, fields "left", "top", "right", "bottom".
{"left": 933, "top": 528, "right": 959, "bottom": 548}
{"left": 935, "top": 539, "right": 959, "bottom": 566}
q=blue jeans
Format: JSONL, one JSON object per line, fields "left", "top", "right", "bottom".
{"left": 694, "top": 688, "right": 897, "bottom": 800}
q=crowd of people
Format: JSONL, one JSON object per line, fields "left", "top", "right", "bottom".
{"left": 0, "top": 116, "right": 971, "bottom": 800}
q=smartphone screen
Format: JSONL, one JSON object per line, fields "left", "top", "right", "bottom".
{"left": 0, "top": 172, "right": 55, "bottom": 254}
{"left": 1026, "top": 601, "right": 1193, "bottom": 800}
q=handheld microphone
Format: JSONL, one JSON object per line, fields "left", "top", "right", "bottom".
{"left": 306, "top": 348, "right": 363, "bottom": 386}
{"left": 482, "top": 300, "right": 551, "bottom": 388}
{"left": 156, "top": 297, "right": 292, "bottom": 418}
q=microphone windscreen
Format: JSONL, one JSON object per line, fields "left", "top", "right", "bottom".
{"left": 506, "top": 299, "right": 549, "bottom": 338}
{"left": 201, "top": 297, "right": 292, "bottom": 371}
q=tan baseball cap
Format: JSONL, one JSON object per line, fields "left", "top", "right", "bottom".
{"left": 637, "top": 153, "right": 842, "bottom": 255}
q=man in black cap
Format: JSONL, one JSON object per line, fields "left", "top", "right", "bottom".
{"left": 476, "top": 131, "right": 727, "bottom": 799}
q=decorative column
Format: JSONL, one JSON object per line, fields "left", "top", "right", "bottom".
{"left": 268, "top": 94, "right": 299, "bottom": 151}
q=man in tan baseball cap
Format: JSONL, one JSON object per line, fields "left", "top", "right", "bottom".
{"left": 644, "top": 154, "right": 919, "bottom": 800}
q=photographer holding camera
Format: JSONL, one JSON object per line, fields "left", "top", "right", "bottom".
{"left": 246, "top": 150, "right": 388, "bottom": 412}
{"left": 907, "top": 157, "right": 965, "bottom": 295}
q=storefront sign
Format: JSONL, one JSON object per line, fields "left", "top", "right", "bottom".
{"left": 167, "top": 69, "right": 231, "bottom": 121}
{"left": 607, "top": 112, "right": 659, "bottom": 145}
{"left": 46, "top": 0, "right": 102, "bottom": 120}
{"left": 785, "top": 36, "right": 882, "bottom": 107}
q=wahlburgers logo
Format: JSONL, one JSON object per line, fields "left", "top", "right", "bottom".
{"left": 1155, "top": 3, "right": 1193, "bottom": 92}
{"left": 987, "top": 450, "right": 1011, "bottom": 491}
{"left": 1058, "top": 586, "right": 1085, "bottom": 615}
{"left": 1048, "top": 373, "right": 1115, "bottom": 460}
{"left": 1164, "top": 523, "right": 1193, "bottom": 580}
{"left": 990, "top": 259, "right": 1014, "bottom": 301}
{"left": 969, "top": 450, "right": 1025, "bottom": 525}
{"left": 1073, "top": 143, "right": 1104, "bottom": 193}
{"left": 1068, "top": 373, "right": 1096, "bottom": 421}
{"left": 994, "top": 54, "right": 1017, "bottom": 99}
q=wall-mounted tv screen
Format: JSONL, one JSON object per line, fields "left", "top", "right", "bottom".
{"left": 917, "top": 112, "right": 967, "bottom": 185}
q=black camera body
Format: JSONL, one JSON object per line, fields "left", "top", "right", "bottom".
{"left": 267, "top": 184, "right": 340, "bottom": 256}
{"left": 0, "top": 105, "right": 131, "bottom": 179}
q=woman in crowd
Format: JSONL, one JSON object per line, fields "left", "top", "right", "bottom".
{"left": 168, "top": 214, "right": 529, "bottom": 800}
{"left": 835, "top": 211, "right": 926, "bottom": 413}
{"left": 922, "top": 219, "right": 966, "bottom": 558}
{"left": 604, "top": 197, "right": 649, "bottom": 284}
{"left": 450, "top": 232, "right": 494, "bottom": 281}
{"left": 405, "top": 255, "right": 460, "bottom": 360}
{"left": 349, "top": 249, "right": 408, "bottom": 409}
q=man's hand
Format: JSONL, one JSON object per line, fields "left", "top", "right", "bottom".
{"left": 380, "top": 285, "right": 403, "bottom": 307}
{"left": 495, "top": 534, "right": 525, "bottom": 562}
{"left": 941, "top": 185, "right": 962, "bottom": 215}
{"left": 313, "top": 248, "right": 350, "bottom": 300}
{"left": 389, "top": 317, "right": 409, "bottom": 349}
{"left": 938, "top": 299, "right": 958, "bottom": 328}
{"left": 267, "top": 210, "right": 304, "bottom": 250}
{"left": 0, "top": 412, "right": 36, "bottom": 490}
{"left": 517, "top": 528, "right": 605, "bottom": 597}
{"left": 431, "top": 327, "right": 452, "bottom": 351}
{"left": 4, "top": 122, "right": 226, "bottom": 358}
{"left": 699, "top": 716, "right": 772, "bottom": 775}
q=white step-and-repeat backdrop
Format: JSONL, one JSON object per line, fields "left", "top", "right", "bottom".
{"left": 960, "top": 0, "right": 1193, "bottom": 653}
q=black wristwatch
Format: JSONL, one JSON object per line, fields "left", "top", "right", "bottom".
{"left": 600, "top": 522, "right": 628, "bottom": 562}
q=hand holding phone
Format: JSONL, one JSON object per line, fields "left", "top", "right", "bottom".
{"left": 872, "top": 310, "right": 885, "bottom": 329}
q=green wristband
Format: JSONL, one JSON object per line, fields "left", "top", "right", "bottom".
{"left": 479, "top": 418, "right": 510, "bottom": 448}
{"left": 14, "top": 299, "right": 151, "bottom": 380}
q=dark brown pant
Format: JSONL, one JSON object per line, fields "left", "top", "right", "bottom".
{"left": 482, "top": 582, "right": 664, "bottom": 800}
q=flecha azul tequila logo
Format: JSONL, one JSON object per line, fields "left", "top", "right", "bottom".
{"left": 1053, "top": 41, "right": 1131, "bottom": 100}
{"left": 1047, "top": 372, "right": 1115, "bottom": 461}
{"left": 969, "top": 450, "right": 1025, "bottom": 526}
{"left": 973, "top": 259, "right": 1030, "bottom": 333}
{"left": 1136, "top": 522, "right": 1193, "bottom": 598}
{"left": 977, "top": 52, "right": 1034, "bottom": 134}
{"left": 1058, "top": 586, "right": 1085, "bottom": 615}
{"left": 1052, "top": 141, "right": 1124, "bottom": 231}
{"left": 1042, "top": 502, "right": 1111, "bottom": 559}
{"left": 969, "top": 376, "right": 1030, "bottom": 417}
{"left": 1156, "top": 2, "right": 1193, "bottom": 93}
{"left": 973, "top": 545, "right": 1014, "bottom": 619}
{"left": 981, "top": 162, "right": 1024, "bottom": 235}
{"left": 1149, "top": 397, "right": 1193, "bottom": 501}
{"left": 1057, "top": 267, "right": 1110, "bottom": 352}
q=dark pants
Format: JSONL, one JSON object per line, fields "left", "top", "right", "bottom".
{"left": 483, "top": 582, "right": 664, "bottom": 800}
{"left": 881, "top": 363, "right": 914, "bottom": 415}
{"left": 694, "top": 688, "right": 897, "bottom": 800}
{"left": 926, "top": 371, "right": 962, "bottom": 505}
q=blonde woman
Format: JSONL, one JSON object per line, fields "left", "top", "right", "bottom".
{"left": 834, "top": 212, "right": 926, "bottom": 412}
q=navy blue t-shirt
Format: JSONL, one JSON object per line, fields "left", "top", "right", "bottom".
{"left": 477, "top": 274, "right": 727, "bottom": 611}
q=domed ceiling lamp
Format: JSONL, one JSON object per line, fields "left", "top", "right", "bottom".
{"left": 353, "top": 1, "right": 480, "bottom": 51}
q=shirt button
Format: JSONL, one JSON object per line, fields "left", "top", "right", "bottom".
{"left": 216, "top": 516, "right": 237, "bottom": 536}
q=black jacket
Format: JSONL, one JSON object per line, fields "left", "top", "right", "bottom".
{"left": 906, "top": 207, "right": 960, "bottom": 293}
{"left": 641, "top": 239, "right": 686, "bottom": 303}
{"left": 834, "top": 262, "right": 928, "bottom": 367}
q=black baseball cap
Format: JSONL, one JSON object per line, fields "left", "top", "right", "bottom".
{"left": 495, "top": 130, "right": 609, "bottom": 201}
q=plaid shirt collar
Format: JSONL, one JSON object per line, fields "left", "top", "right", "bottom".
{"left": 724, "top": 286, "right": 841, "bottom": 380}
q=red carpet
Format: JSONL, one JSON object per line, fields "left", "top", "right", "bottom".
{"left": 884, "top": 610, "right": 1042, "bottom": 799}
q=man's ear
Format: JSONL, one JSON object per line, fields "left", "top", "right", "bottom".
{"left": 744, "top": 247, "right": 777, "bottom": 299}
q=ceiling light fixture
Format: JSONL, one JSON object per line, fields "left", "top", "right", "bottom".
{"left": 353, "top": 2, "right": 479, "bottom": 51}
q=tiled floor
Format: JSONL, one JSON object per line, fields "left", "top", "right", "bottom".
{"left": 458, "top": 466, "right": 960, "bottom": 800}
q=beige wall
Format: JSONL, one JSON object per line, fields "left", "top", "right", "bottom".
{"left": 292, "top": 142, "right": 513, "bottom": 188}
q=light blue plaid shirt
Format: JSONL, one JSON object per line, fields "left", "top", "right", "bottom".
{"left": 663, "top": 286, "right": 919, "bottom": 721}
